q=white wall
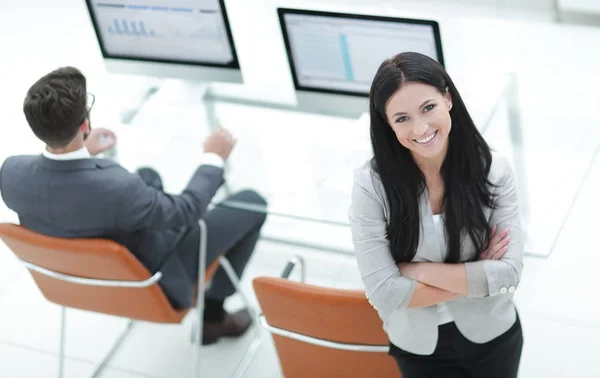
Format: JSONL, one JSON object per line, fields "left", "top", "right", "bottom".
{"left": 559, "top": 0, "right": 600, "bottom": 13}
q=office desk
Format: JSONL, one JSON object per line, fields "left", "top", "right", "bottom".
{"left": 203, "top": 73, "right": 537, "bottom": 257}
{"left": 101, "top": 69, "right": 585, "bottom": 260}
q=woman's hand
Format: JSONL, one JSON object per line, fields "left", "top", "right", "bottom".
{"left": 480, "top": 225, "right": 510, "bottom": 260}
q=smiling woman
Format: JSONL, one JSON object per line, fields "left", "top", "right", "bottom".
{"left": 385, "top": 82, "right": 452, "bottom": 161}
{"left": 349, "top": 52, "right": 524, "bottom": 378}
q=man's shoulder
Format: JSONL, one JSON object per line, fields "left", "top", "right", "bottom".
{"left": 0, "top": 155, "right": 135, "bottom": 191}
{"left": 2, "top": 154, "right": 39, "bottom": 166}
{"left": 0, "top": 155, "right": 39, "bottom": 180}
{"left": 1, "top": 155, "right": 126, "bottom": 173}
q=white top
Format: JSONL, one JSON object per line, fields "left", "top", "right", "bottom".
{"left": 432, "top": 214, "right": 454, "bottom": 325}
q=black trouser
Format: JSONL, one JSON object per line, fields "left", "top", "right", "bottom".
{"left": 136, "top": 168, "right": 267, "bottom": 303}
{"left": 389, "top": 314, "right": 523, "bottom": 378}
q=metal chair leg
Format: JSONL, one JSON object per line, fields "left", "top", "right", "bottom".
{"left": 59, "top": 306, "right": 66, "bottom": 378}
{"left": 90, "top": 320, "right": 135, "bottom": 378}
{"left": 190, "top": 220, "right": 259, "bottom": 378}
{"left": 192, "top": 219, "right": 209, "bottom": 378}
{"left": 219, "top": 257, "right": 263, "bottom": 378}
{"left": 57, "top": 308, "right": 133, "bottom": 378}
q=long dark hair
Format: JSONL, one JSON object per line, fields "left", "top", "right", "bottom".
{"left": 369, "top": 52, "right": 496, "bottom": 263}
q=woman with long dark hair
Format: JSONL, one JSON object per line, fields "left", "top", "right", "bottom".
{"left": 349, "top": 52, "right": 524, "bottom": 377}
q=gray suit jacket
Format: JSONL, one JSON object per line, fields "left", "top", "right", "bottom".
{"left": 0, "top": 155, "right": 224, "bottom": 308}
{"left": 349, "top": 151, "right": 524, "bottom": 355}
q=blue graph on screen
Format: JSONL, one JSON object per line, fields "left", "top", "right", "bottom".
{"left": 292, "top": 30, "right": 358, "bottom": 82}
{"left": 338, "top": 34, "right": 354, "bottom": 81}
{"left": 109, "top": 18, "right": 155, "bottom": 37}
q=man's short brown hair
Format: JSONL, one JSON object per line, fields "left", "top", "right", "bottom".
{"left": 23, "top": 67, "right": 88, "bottom": 148}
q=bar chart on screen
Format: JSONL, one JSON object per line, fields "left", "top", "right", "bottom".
{"left": 108, "top": 18, "right": 156, "bottom": 37}
{"left": 91, "top": 0, "right": 233, "bottom": 63}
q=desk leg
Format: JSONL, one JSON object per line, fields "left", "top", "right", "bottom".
{"left": 119, "top": 84, "right": 161, "bottom": 124}
{"left": 204, "top": 98, "right": 219, "bottom": 132}
{"left": 104, "top": 83, "right": 162, "bottom": 162}
{"left": 552, "top": 0, "right": 563, "bottom": 23}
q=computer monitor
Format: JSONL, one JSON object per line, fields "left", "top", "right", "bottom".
{"left": 85, "top": 0, "right": 242, "bottom": 83}
{"left": 278, "top": 8, "right": 444, "bottom": 117}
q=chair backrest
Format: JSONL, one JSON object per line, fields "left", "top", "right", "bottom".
{"left": 0, "top": 223, "right": 187, "bottom": 323}
{"left": 253, "top": 276, "right": 401, "bottom": 378}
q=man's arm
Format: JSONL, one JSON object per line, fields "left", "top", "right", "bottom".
{"left": 116, "top": 126, "right": 235, "bottom": 232}
{"left": 116, "top": 164, "right": 224, "bottom": 232}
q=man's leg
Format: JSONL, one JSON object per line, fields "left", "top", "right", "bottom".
{"left": 178, "top": 189, "right": 267, "bottom": 343}
{"left": 136, "top": 168, "right": 266, "bottom": 296}
{"left": 135, "top": 168, "right": 267, "bottom": 342}
{"left": 202, "top": 190, "right": 266, "bottom": 317}
{"left": 203, "top": 190, "right": 267, "bottom": 299}
{"left": 136, "top": 167, "right": 163, "bottom": 190}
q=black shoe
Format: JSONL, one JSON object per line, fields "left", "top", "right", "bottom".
{"left": 202, "top": 309, "right": 253, "bottom": 345}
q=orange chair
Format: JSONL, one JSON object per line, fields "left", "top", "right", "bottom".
{"left": 252, "top": 256, "right": 401, "bottom": 378}
{"left": 0, "top": 220, "right": 262, "bottom": 378}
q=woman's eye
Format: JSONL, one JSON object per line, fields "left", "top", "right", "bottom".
{"left": 396, "top": 116, "right": 408, "bottom": 123}
{"left": 424, "top": 104, "right": 436, "bottom": 112}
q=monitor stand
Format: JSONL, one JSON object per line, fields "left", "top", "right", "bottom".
{"left": 119, "top": 78, "right": 369, "bottom": 130}
{"left": 118, "top": 79, "right": 218, "bottom": 127}
{"left": 111, "top": 79, "right": 233, "bottom": 194}
{"left": 119, "top": 84, "right": 161, "bottom": 125}
{"left": 202, "top": 88, "right": 367, "bottom": 123}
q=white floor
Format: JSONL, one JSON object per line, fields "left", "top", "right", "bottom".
{"left": 1, "top": 0, "right": 600, "bottom": 377}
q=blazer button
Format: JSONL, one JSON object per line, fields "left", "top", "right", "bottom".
{"left": 508, "top": 286, "right": 516, "bottom": 293}
{"left": 500, "top": 287, "right": 508, "bottom": 294}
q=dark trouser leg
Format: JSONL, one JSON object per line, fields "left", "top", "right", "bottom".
{"left": 136, "top": 167, "right": 163, "bottom": 191}
{"left": 176, "top": 189, "right": 267, "bottom": 321}
{"left": 466, "top": 313, "right": 524, "bottom": 378}
{"left": 202, "top": 190, "right": 267, "bottom": 298}
{"left": 135, "top": 168, "right": 267, "bottom": 317}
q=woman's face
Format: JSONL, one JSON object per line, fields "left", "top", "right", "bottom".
{"left": 385, "top": 82, "right": 452, "bottom": 161}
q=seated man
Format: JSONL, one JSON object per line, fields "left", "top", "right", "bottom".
{"left": 0, "top": 67, "right": 267, "bottom": 345}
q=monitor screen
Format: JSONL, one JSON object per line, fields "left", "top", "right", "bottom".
{"left": 278, "top": 9, "right": 444, "bottom": 97}
{"left": 86, "top": 0, "right": 240, "bottom": 68}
